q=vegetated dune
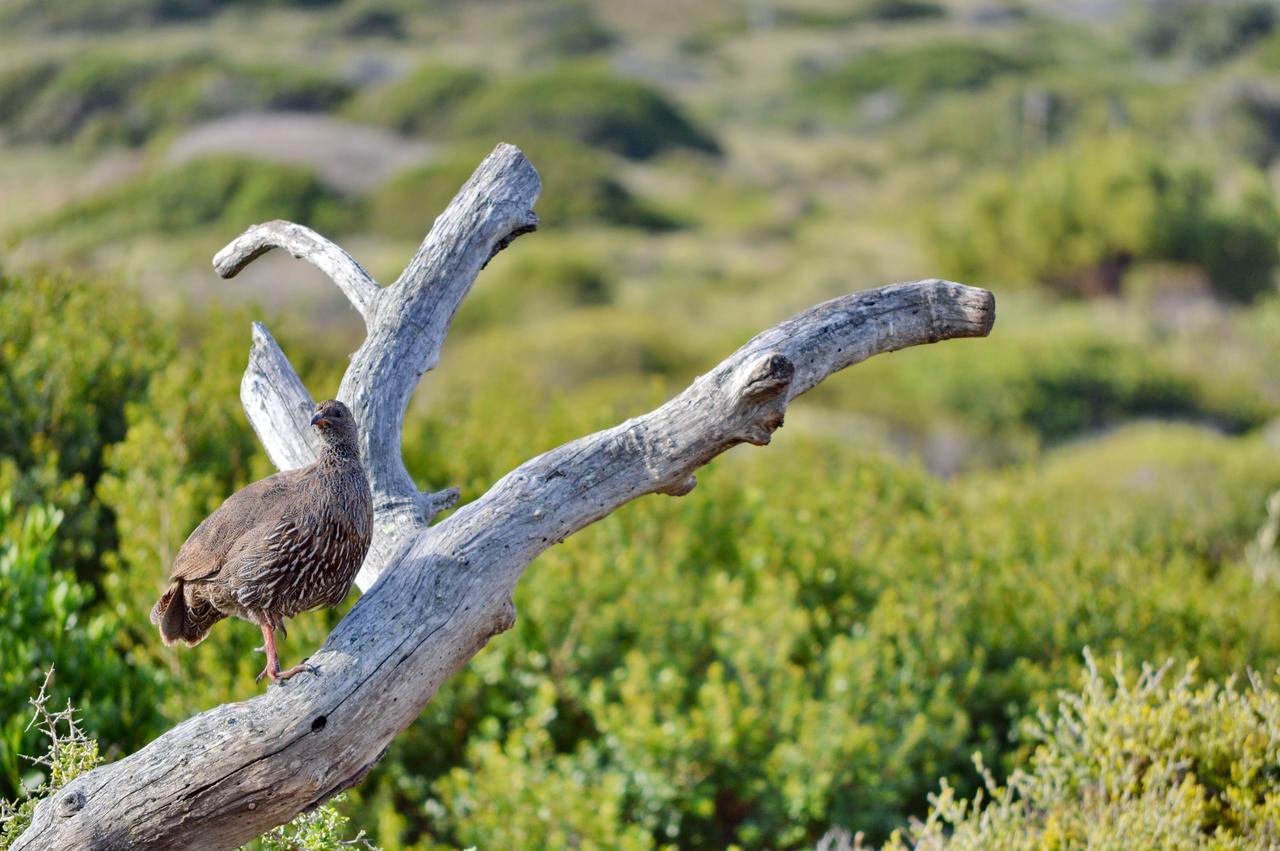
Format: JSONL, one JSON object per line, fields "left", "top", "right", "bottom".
{"left": 164, "top": 111, "right": 435, "bottom": 193}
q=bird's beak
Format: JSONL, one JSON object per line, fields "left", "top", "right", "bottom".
{"left": 311, "top": 411, "right": 328, "bottom": 427}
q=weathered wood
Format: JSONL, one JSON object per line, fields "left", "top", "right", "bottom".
{"left": 14, "top": 143, "right": 995, "bottom": 851}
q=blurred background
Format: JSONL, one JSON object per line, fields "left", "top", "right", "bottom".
{"left": 3, "top": 0, "right": 1280, "bottom": 847}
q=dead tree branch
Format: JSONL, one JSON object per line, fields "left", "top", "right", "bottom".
{"left": 15, "top": 143, "right": 994, "bottom": 851}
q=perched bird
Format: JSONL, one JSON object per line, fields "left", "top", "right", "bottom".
{"left": 150, "top": 399, "right": 373, "bottom": 684}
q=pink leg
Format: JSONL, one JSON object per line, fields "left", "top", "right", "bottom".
{"left": 255, "top": 622, "right": 315, "bottom": 684}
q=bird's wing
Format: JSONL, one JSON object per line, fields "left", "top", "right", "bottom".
{"left": 169, "top": 469, "right": 305, "bottom": 582}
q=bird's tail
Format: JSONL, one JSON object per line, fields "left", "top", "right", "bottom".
{"left": 150, "top": 579, "right": 224, "bottom": 647}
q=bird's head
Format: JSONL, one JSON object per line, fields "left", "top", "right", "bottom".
{"left": 311, "top": 399, "right": 359, "bottom": 451}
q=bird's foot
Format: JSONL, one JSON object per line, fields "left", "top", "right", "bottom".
{"left": 258, "top": 659, "right": 318, "bottom": 685}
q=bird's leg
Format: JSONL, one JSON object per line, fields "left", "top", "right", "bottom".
{"left": 255, "top": 620, "right": 316, "bottom": 684}
{"left": 255, "top": 622, "right": 282, "bottom": 683}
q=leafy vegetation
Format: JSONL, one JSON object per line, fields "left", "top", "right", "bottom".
{"left": 801, "top": 42, "right": 1028, "bottom": 111}
{"left": 369, "top": 138, "right": 672, "bottom": 237}
{"left": 0, "top": 0, "right": 341, "bottom": 32}
{"left": 2, "top": 54, "right": 351, "bottom": 147}
{"left": 450, "top": 65, "right": 720, "bottom": 160}
{"left": 343, "top": 63, "right": 487, "bottom": 135}
{"left": 889, "top": 652, "right": 1280, "bottom": 848}
{"left": 930, "top": 135, "right": 1280, "bottom": 300}
{"left": 26, "top": 157, "right": 353, "bottom": 248}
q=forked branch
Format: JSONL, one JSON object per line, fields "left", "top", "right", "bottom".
{"left": 15, "top": 143, "right": 994, "bottom": 851}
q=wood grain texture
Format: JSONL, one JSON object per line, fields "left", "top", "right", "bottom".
{"left": 15, "top": 143, "right": 995, "bottom": 851}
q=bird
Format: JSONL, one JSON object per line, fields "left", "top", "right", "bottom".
{"left": 150, "top": 399, "right": 373, "bottom": 684}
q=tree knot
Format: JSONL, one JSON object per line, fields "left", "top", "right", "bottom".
{"left": 730, "top": 351, "right": 794, "bottom": 446}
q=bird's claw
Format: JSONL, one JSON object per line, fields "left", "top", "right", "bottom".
{"left": 259, "top": 658, "right": 319, "bottom": 686}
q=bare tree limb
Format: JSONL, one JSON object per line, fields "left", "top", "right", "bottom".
{"left": 213, "top": 220, "right": 382, "bottom": 325}
{"left": 14, "top": 143, "right": 994, "bottom": 851}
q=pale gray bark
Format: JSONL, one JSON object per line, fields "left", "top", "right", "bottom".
{"left": 15, "top": 143, "right": 994, "bottom": 851}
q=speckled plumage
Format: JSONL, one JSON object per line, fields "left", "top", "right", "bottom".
{"left": 150, "top": 399, "right": 372, "bottom": 683}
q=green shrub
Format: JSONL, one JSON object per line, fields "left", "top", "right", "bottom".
{"left": 27, "top": 157, "right": 353, "bottom": 248}
{"left": 521, "top": 0, "right": 617, "bottom": 58}
{"left": 358, "top": 378, "right": 1280, "bottom": 847}
{"left": 0, "top": 498, "right": 163, "bottom": 802}
{"left": 806, "top": 297, "right": 1277, "bottom": 462}
{"left": 369, "top": 138, "right": 673, "bottom": 238}
{"left": 334, "top": 0, "right": 407, "bottom": 39}
{"left": 0, "top": 274, "right": 167, "bottom": 575}
{"left": 802, "top": 42, "right": 1027, "bottom": 107}
{"left": 450, "top": 241, "right": 617, "bottom": 334}
{"left": 0, "top": 0, "right": 340, "bottom": 31}
{"left": 1133, "top": 0, "right": 1276, "bottom": 63}
{"left": 930, "top": 135, "right": 1280, "bottom": 301}
{"left": 4, "top": 54, "right": 351, "bottom": 147}
{"left": 779, "top": 0, "right": 945, "bottom": 27}
{"left": 343, "top": 63, "right": 486, "bottom": 134}
{"left": 450, "top": 65, "right": 719, "bottom": 160}
{"left": 889, "top": 653, "right": 1280, "bottom": 848}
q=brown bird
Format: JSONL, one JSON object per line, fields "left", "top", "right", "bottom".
{"left": 150, "top": 399, "right": 373, "bottom": 684}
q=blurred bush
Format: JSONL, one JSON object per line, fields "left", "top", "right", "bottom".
{"left": 778, "top": 0, "right": 945, "bottom": 27}
{"left": 26, "top": 157, "right": 353, "bottom": 248}
{"left": 0, "top": 273, "right": 167, "bottom": 577}
{"left": 800, "top": 42, "right": 1027, "bottom": 113}
{"left": 2, "top": 54, "right": 351, "bottom": 147}
{"left": 519, "top": 0, "right": 617, "bottom": 58}
{"left": 0, "top": 0, "right": 341, "bottom": 32}
{"left": 930, "top": 135, "right": 1280, "bottom": 301}
{"left": 450, "top": 65, "right": 720, "bottom": 160}
{"left": 891, "top": 653, "right": 1280, "bottom": 848}
{"left": 449, "top": 241, "right": 617, "bottom": 334}
{"left": 1132, "top": 0, "right": 1276, "bottom": 63}
{"left": 343, "top": 63, "right": 487, "bottom": 134}
{"left": 369, "top": 138, "right": 673, "bottom": 237}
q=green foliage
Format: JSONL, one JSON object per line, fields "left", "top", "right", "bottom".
{"left": 931, "top": 135, "right": 1280, "bottom": 301}
{"left": 369, "top": 138, "right": 673, "bottom": 238}
{"left": 343, "top": 63, "right": 486, "bottom": 134}
{"left": 521, "top": 0, "right": 618, "bottom": 58}
{"left": 0, "top": 499, "right": 162, "bottom": 801}
{"left": 802, "top": 42, "right": 1027, "bottom": 107}
{"left": 28, "top": 157, "right": 353, "bottom": 248}
{"left": 432, "top": 684, "right": 652, "bottom": 850}
{"left": 450, "top": 65, "right": 720, "bottom": 160}
{"left": 0, "top": 0, "right": 340, "bottom": 32}
{"left": 779, "top": 0, "right": 945, "bottom": 28}
{"left": 811, "top": 299, "right": 1278, "bottom": 460}
{"left": 3, "top": 53, "right": 351, "bottom": 147}
{"left": 0, "top": 273, "right": 167, "bottom": 575}
{"left": 450, "top": 240, "right": 617, "bottom": 334}
{"left": 363, "top": 376, "right": 1280, "bottom": 847}
{"left": 251, "top": 795, "right": 380, "bottom": 851}
{"left": 890, "top": 653, "right": 1280, "bottom": 848}
{"left": 1133, "top": 0, "right": 1276, "bottom": 63}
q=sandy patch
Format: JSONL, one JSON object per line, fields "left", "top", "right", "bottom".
{"left": 164, "top": 112, "right": 435, "bottom": 193}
